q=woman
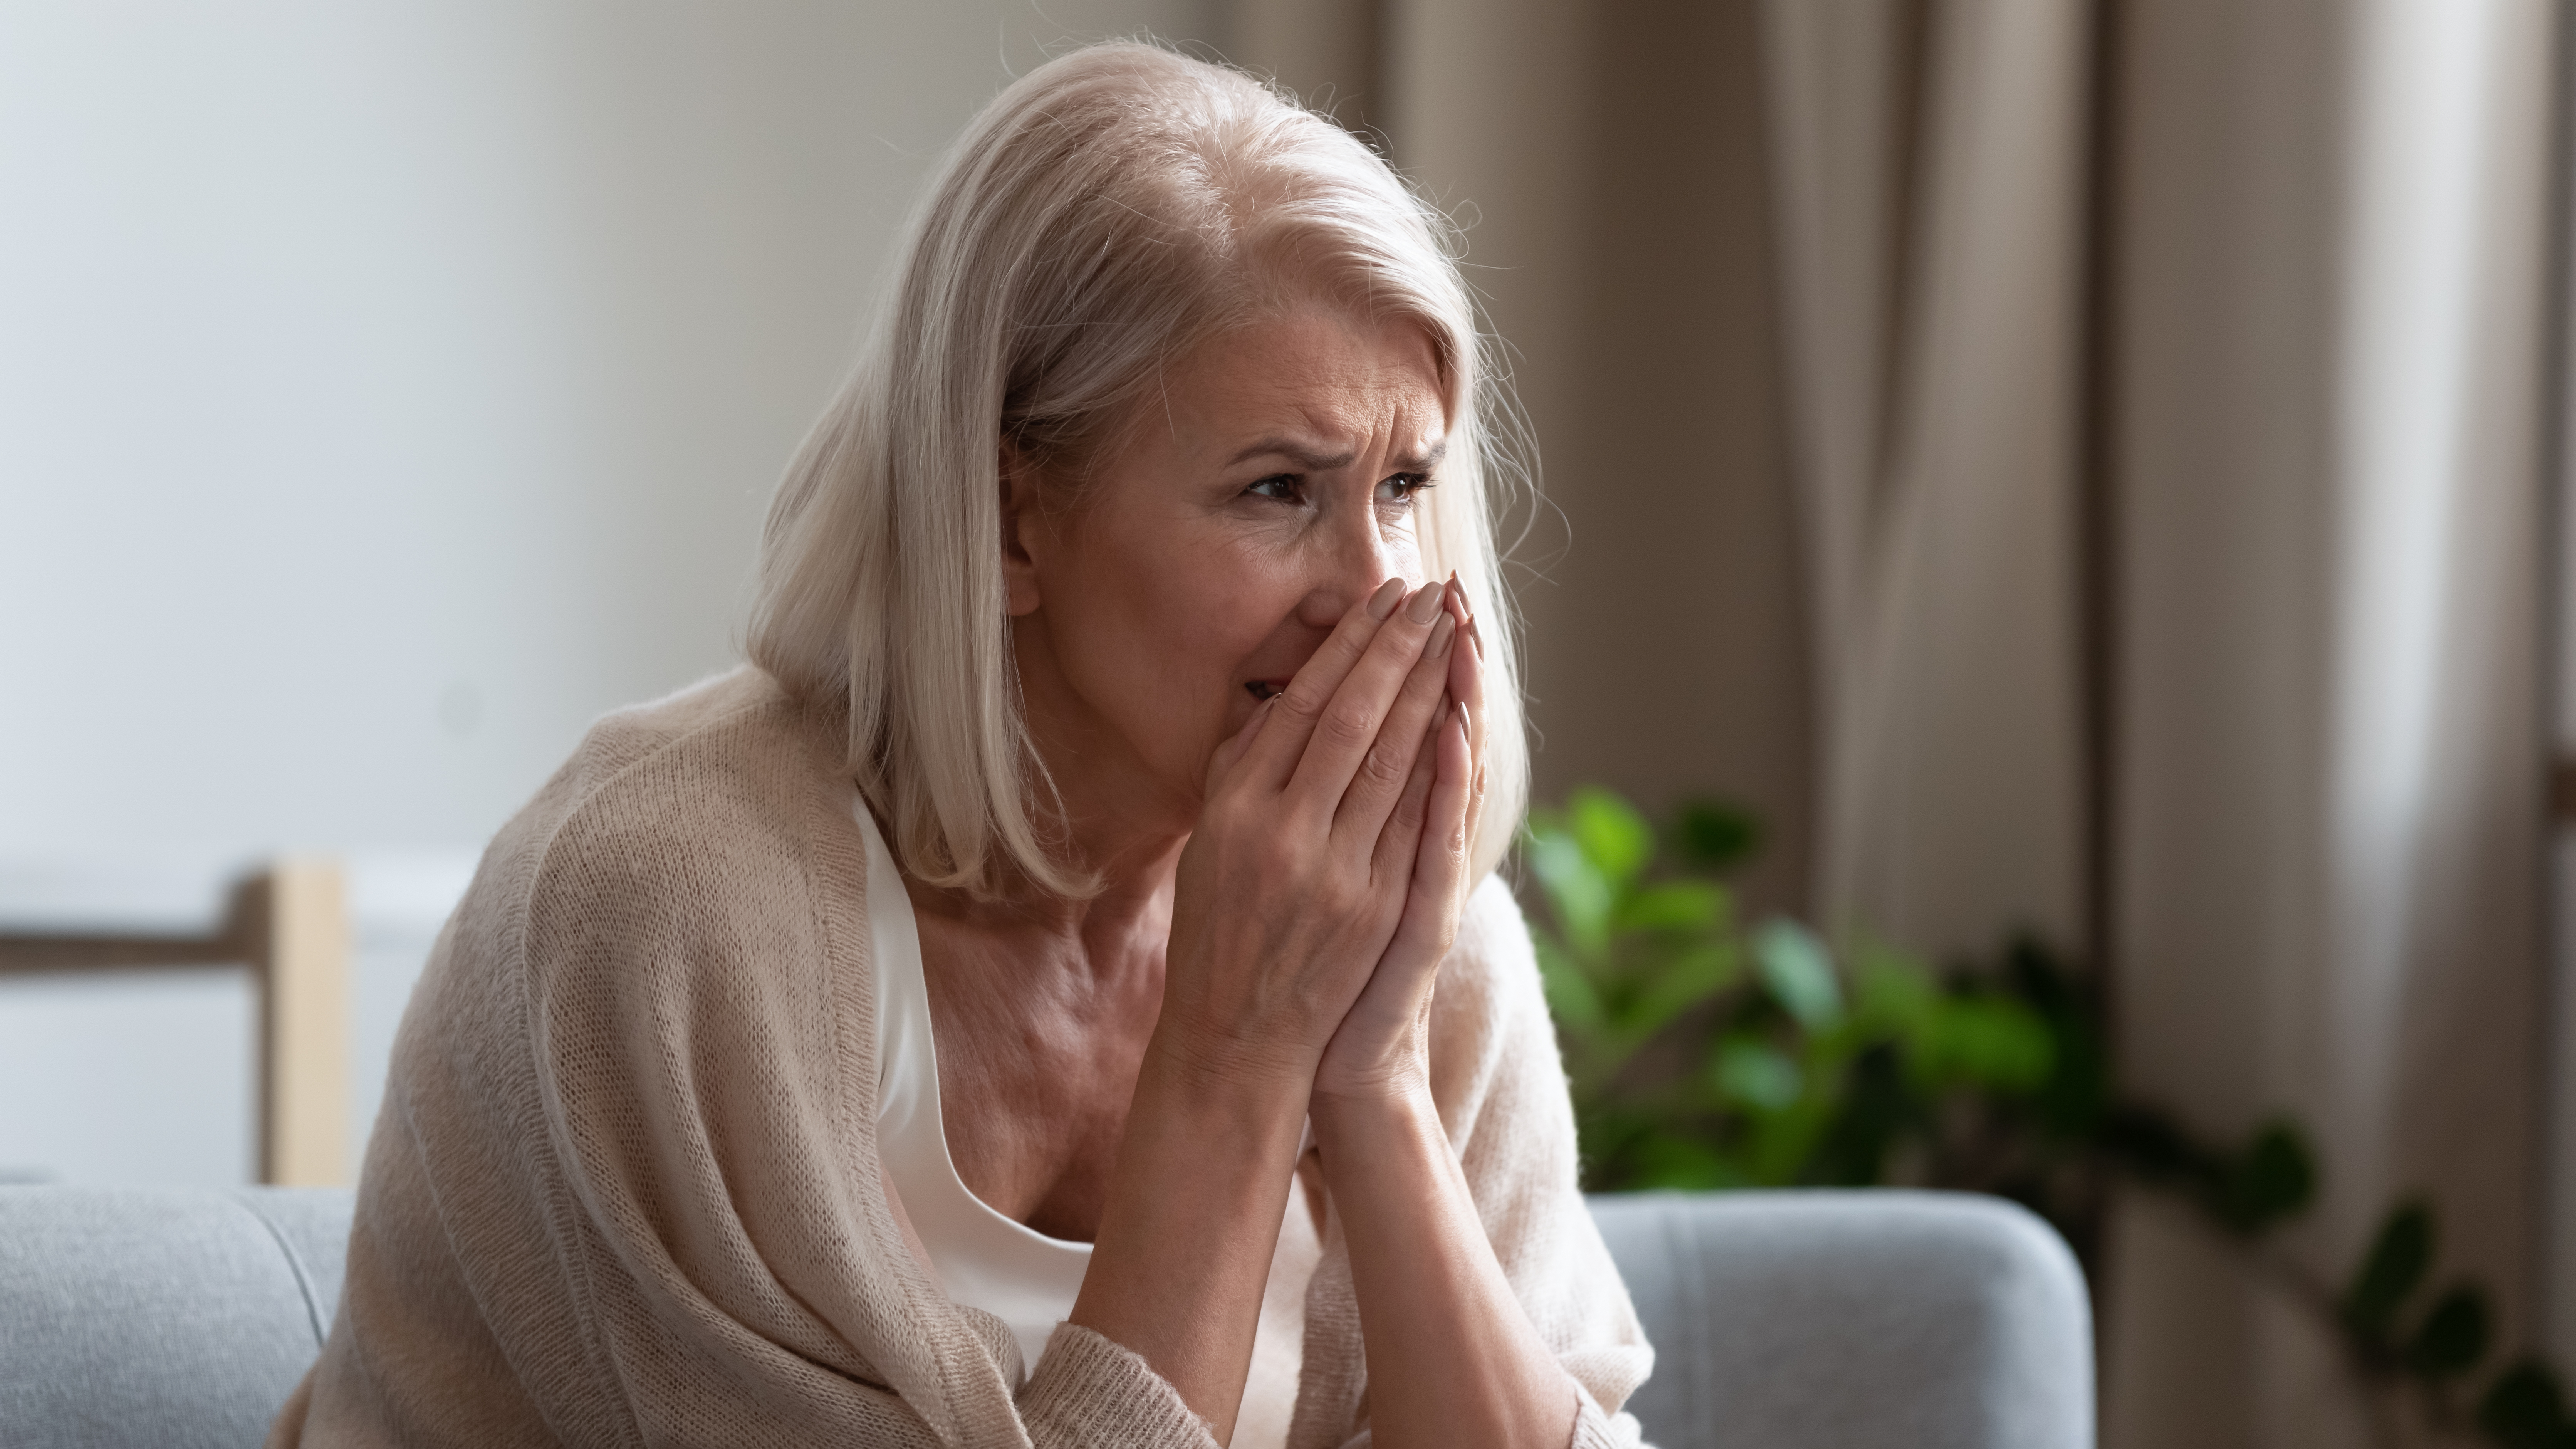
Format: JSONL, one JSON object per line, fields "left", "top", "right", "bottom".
{"left": 274, "top": 40, "right": 1650, "bottom": 1449}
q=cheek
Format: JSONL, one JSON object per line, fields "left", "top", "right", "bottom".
{"left": 1049, "top": 532, "right": 1296, "bottom": 751}
{"left": 1108, "top": 542, "right": 1297, "bottom": 700}
{"left": 1171, "top": 539, "right": 1306, "bottom": 646}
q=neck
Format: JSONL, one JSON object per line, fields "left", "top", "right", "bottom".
{"left": 974, "top": 621, "right": 1195, "bottom": 945}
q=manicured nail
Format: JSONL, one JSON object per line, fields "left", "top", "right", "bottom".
{"left": 1368, "top": 578, "right": 1407, "bottom": 620}
{"left": 1447, "top": 571, "right": 1472, "bottom": 622}
{"left": 1405, "top": 581, "right": 1444, "bottom": 624}
{"left": 1427, "top": 613, "right": 1456, "bottom": 659}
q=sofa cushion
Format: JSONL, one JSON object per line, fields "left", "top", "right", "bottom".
{"left": 0, "top": 1186, "right": 354, "bottom": 1449}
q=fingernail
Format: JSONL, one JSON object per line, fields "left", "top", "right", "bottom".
{"left": 1447, "top": 571, "right": 1471, "bottom": 621}
{"left": 1405, "top": 581, "right": 1444, "bottom": 624}
{"left": 1368, "top": 578, "right": 1406, "bottom": 620}
{"left": 1427, "top": 613, "right": 1456, "bottom": 659}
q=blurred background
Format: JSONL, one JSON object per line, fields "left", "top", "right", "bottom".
{"left": 3, "top": 1, "right": 2572, "bottom": 1445}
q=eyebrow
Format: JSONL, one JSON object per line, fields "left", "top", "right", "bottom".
{"left": 1225, "top": 437, "right": 1450, "bottom": 472}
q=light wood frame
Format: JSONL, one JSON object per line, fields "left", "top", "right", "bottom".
{"left": 0, "top": 859, "right": 348, "bottom": 1185}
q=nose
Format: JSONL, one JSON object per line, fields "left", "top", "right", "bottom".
{"left": 1292, "top": 510, "right": 1411, "bottom": 630}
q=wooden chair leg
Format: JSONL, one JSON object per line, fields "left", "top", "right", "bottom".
{"left": 248, "top": 860, "right": 348, "bottom": 1187}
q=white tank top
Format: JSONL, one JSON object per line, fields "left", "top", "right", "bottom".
{"left": 858, "top": 798, "right": 1092, "bottom": 1375}
{"left": 855, "top": 794, "right": 1316, "bottom": 1443}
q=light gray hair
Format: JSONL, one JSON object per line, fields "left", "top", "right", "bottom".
{"left": 749, "top": 39, "right": 1530, "bottom": 899}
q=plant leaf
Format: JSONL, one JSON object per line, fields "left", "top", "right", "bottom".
{"left": 1917, "top": 996, "right": 2056, "bottom": 1093}
{"left": 1799, "top": 1043, "right": 1913, "bottom": 1187}
{"left": 1626, "top": 940, "right": 1742, "bottom": 1040}
{"left": 2475, "top": 1360, "right": 2570, "bottom": 1449}
{"left": 1618, "top": 880, "right": 1729, "bottom": 934}
{"left": 2403, "top": 1285, "right": 2491, "bottom": 1380}
{"left": 1673, "top": 798, "right": 1760, "bottom": 872}
{"left": 2344, "top": 1201, "right": 2435, "bottom": 1343}
{"left": 1852, "top": 954, "right": 1939, "bottom": 1034}
{"left": 1754, "top": 919, "right": 1843, "bottom": 1030}
{"left": 1527, "top": 827, "right": 1614, "bottom": 960}
{"left": 1536, "top": 935, "right": 1605, "bottom": 1035}
{"left": 1569, "top": 788, "right": 1655, "bottom": 887}
{"left": 2216, "top": 1122, "right": 2316, "bottom": 1233}
{"left": 1712, "top": 1037, "right": 1802, "bottom": 1112}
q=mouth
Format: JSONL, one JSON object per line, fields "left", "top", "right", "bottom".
{"left": 1244, "top": 679, "right": 1289, "bottom": 702}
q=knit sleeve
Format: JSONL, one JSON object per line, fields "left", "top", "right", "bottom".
{"left": 1289, "top": 876, "right": 1657, "bottom": 1449}
{"left": 1020, "top": 1326, "right": 1224, "bottom": 1447}
{"left": 1445, "top": 876, "right": 1656, "bottom": 1447}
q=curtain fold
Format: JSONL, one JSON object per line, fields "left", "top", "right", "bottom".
{"left": 1759, "top": 0, "right": 2090, "bottom": 960}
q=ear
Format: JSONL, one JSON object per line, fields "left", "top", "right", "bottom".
{"left": 999, "top": 441, "right": 1044, "bottom": 618}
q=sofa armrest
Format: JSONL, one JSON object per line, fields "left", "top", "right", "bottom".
{"left": 1590, "top": 1190, "right": 2094, "bottom": 1449}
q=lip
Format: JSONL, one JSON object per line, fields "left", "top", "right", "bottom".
{"left": 1244, "top": 679, "right": 1291, "bottom": 701}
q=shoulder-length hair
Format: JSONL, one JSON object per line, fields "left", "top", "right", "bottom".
{"left": 749, "top": 39, "right": 1531, "bottom": 900}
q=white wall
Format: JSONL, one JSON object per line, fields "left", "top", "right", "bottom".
{"left": 0, "top": 0, "right": 1224, "bottom": 1183}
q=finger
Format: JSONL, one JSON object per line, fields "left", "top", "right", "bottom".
{"left": 1456, "top": 697, "right": 1486, "bottom": 865}
{"left": 1445, "top": 613, "right": 1485, "bottom": 737}
{"left": 1240, "top": 576, "right": 1410, "bottom": 791}
{"left": 1285, "top": 581, "right": 1449, "bottom": 808}
{"left": 1440, "top": 573, "right": 1484, "bottom": 709}
{"left": 1331, "top": 609, "right": 1458, "bottom": 848}
{"left": 1437, "top": 578, "right": 1489, "bottom": 856}
{"left": 1439, "top": 575, "right": 1487, "bottom": 759}
{"left": 1203, "top": 694, "right": 1277, "bottom": 793}
{"left": 1369, "top": 706, "right": 1443, "bottom": 892}
{"left": 1382, "top": 702, "right": 1475, "bottom": 972}
{"left": 1441, "top": 571, "right": 1471, "bottom": 629}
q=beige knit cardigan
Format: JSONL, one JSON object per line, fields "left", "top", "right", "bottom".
{"left": 270, "top": 668, "right": 1653, "bottom": 1448}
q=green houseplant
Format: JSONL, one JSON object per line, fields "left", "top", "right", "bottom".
{"left": 1522, "top": 786, "right": 2573, "bottom": 1449}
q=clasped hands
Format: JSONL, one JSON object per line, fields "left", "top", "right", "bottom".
{"left": 1160, "top": 574, "right": 1487, "bottom": 1112}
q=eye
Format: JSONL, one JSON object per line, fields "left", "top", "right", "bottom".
{"left": 1376, "top": 472, "right": 1435, "bottom": 505}
{"left": 1244, "top": 474, "right": 1301, "bottom": 503}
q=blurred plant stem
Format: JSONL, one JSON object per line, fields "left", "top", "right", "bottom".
{"left": 1525, "top": 786, "right": 2567, "bottom": 1449}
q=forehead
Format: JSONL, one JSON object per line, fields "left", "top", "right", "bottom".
{"left": 1158, "top": 308, "right": 1448, "bottom": 452}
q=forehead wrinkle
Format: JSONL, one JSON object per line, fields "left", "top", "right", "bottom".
{"left": 1176, "top": 309, "right": 1450, "bottom": 472}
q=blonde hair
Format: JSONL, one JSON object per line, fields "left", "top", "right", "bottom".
{"left": 750, "top": 40, "right": 1530, "bottom": 899}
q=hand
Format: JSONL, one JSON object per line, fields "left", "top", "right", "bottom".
{"left": 1311, "top": 576, "right": 1487, "bottom": 1104}
{"left": 1155, "top": 576, "right": 1464, "bottom": 1086}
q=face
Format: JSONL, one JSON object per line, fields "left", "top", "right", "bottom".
{"left": 1004, "top": 306, "right": 1447, "bottom": 831}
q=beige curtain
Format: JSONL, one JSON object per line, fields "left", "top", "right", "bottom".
{"left": 1767, "top": 0, "right": 2559, "bottom": 1443}
{"left": 1758, "top": 0, "right": 2089, "bottom": 960}
{"left": 2108, "top": 3, "right": 2556, "bottom": 1446}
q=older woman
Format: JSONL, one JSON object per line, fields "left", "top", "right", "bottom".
{"left": 272, "top": 40, "right": 1650, "bottom": 1449}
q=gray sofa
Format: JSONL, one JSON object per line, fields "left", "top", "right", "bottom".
{"left": 0, "top": 1186, "right": 2092, "bottom": 1448}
